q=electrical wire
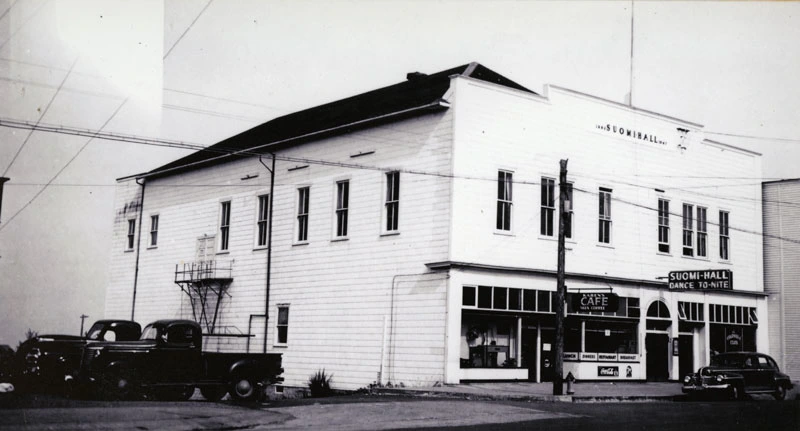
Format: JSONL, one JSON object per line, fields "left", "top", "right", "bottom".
{"left": 163, "top": 0, "right": 213, "bottom": 60}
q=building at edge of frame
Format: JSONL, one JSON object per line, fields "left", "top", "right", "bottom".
{"left": 105, "top": 63, "right": 767, "bottom": 391}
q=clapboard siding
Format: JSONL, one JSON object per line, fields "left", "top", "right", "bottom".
{"left": 450, "top": 79, "right": 763, "bottom": 291}
{"left": 107, "top": 111, "right": 454, "bottom": 389}
{"left": 763, "top": 180, "right": 800, "bottom": 377}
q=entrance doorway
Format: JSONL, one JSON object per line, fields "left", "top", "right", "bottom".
{"left": 645, "top": 333, "right": 669, "bottom": 381}
{"left": 678, "top": 335, "right": 694, "bottom": 377}
{"left": 521, "top": 326, "right": 554, "bottom": 382}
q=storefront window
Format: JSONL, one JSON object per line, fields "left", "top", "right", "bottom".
{"left": 584, "top": 320, "right": 638, "bottom": 354}
{"left": 461, "top": 313, "right": 518, "bottom": 368}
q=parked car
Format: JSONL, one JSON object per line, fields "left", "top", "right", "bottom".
{"left": 682, "top": 352, "right": 793, "bottom": 400}
{"left": 11, "top": 320, "right": 141, "bottom": 392}
{"left": 71, "top": 319, "right": 283, "bottom": 402}
{"left": 0, "top": 344, "right": 14, "bottom": 380}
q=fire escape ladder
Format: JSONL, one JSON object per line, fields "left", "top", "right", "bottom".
{"left": 174, "top": 260, "right": 233, "bottom": 334}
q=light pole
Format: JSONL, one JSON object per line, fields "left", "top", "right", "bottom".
{"left": 80, "top": 314, "right": 89, "bottom": 337}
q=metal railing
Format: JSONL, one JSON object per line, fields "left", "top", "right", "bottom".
{"left": 174, "top": 260, "right": 233, "bottom": 284}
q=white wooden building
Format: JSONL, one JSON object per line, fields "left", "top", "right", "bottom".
{"left": 106, "top": 63, "right": 767, "bottom": 390}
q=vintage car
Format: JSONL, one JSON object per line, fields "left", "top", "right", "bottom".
{"left": 682, "top": 352, "right": 793, "bottom": 400}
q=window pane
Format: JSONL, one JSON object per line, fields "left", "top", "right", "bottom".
{"left": 508, "top": 288, "right": 521, "bottom": 310}
{"left": 477, "top": 286, "right": 492, "bottom": 308}
{"left": 462, "top": 286, "right": 476, "bottom": 307}
{"left": 537, "top": 291, "right": 550, "bottom": 312}
{"left": 523, "top": 290, "right": 536, "bottom": 311}
{"left": 494, "top": 287, "right": 507, "bottom": 310}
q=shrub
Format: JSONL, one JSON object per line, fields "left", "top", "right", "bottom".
{"left": 308, "top": 369, "right": 333, "bottom": 398}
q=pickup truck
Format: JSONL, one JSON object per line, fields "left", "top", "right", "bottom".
{"left": 73, "top": 319, "right": 283, "bottom": 402}
{"left": 11, "top": 320, "right": 141, "bottom": 393}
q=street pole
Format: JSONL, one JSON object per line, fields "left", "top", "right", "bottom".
{"left": 553, "top": 159, "right": 568, "bottom": 396}
{"left": 0, "top": 177, "right": 9, "bottom": 224}
{"left": 80, "top": 314, "right": 89, "bottom": 337}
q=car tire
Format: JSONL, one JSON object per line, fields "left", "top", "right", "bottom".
{"left": 773, "top": 385, "right": 787, "bottom": 401}
{"left": 229, "top": 375, "right": 259, "bottom": 402}
{"left": 101, "top": 368, "right": 136, "bottom": 401}
{"left": 200, "top": 386, "right": 227, "bottom": 402}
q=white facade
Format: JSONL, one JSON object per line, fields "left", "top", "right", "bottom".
{"left": 107, "top": 67, "right": 767, "bottom": 390}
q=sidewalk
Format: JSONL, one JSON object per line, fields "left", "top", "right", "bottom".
{"left": 371, "top": 380, "right": 799, "bottom": 403}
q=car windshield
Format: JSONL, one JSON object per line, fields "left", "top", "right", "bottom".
{"left": 86, "top": 323, "right": 105, "bottom": 340}
{"left": 710, "top": 354, "right": 746, "bottom": 367}
{"left": 140, "top": 325, "right": 158, "bottom": 340}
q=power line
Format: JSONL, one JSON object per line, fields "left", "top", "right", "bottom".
{"left": 163, "top": 0, "right": 213, "bottom": 60}
{"left": 0, "top": 0, "right": 18, "bottom": 23}
{"left": 705, "top": 131, "right": 800, "bottom": 144}
{"left": 0, "top": 0, "right": 47, "bottom": 51}
{"left": 163, "top": 88, "right": 288, "bottom": 112}
{"left": 2, "top": 57, "right": 79, "bottom": 177}
{"left": 0, "top": 98, "right": 128, "bottom": 233}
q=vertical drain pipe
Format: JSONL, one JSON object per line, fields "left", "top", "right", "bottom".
{"left": 259, "top": 154, "right": 276, "bottom": 353}
{"left": 131, "top": 178, "right": 147, "bottom": 321}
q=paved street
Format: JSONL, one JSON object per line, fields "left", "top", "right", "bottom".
{"left": 1, "top": 393, "right": 798, "bottom": 430}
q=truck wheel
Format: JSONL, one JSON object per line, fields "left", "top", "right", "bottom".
{"left": 200, "top": 386, "right": 227, "bottom": 402}
{"left": 101, "top": 369, "right": 136, "bottom": 400}
{"left": 774, "top": 385, "right": 787, "bottom": 401}
{"left": 229, "top": 375, "right": 258, "bottom": 402}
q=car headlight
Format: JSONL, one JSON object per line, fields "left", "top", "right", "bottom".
{"left": 715, "top": 374, "right": 724, "bottom": 383}
{"left": 684, "top": 375, "right": 692, "bottom": 384}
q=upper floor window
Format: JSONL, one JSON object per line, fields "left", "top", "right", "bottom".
{"left": 497, "top": 171, "right": 513, "bottom": 231}
{"left": 219, "top": 201, "right": 231, "bottom": 251}
{"left": 564, "top": 182, "right": 573, "bottom": 239}
{"left": 657, "top": 199, "right": 669, "bottom": 253}
{"left": 598, "top": 188, "right": 612, "bottom": 243}
{"left": 385, "top": 172, "right": 399, "bottom": 232}
{"left": 697, "top": 206, "right": 708, "bottom": 258}
{"left": 149, "top": 215, "right": 159, "bottom": 247}
{"left": 256, "top": 194, "right": 269, "bottom": 247}
{"left": 336, "top": 180, "right": 349, "bottom": 237}
{"left": 540, "top": 177, "right": 555, "bottom": 236}
{"left": 297, "top": 187, "right": 310, "bottom": 242}
{"left": 719, "top": 210, "right": 730, "bottom": 260}
{"left": 682, "top": 203, "right": 694, "bottom": 257}
{"left": 126, "top": 219, "right": 136, "bottom": 250}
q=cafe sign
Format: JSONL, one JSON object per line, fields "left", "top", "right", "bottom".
{"left": 571, "top": 292, "right": 619, "bottom": 313}
{"left": 668, "top": 270, "right": 733, "bottom": 290}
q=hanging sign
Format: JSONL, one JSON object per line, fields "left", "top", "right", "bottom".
{"left": 668, "top": 270, "right": 733, "bottom": 290}
{"left": 570, "top": 292, "right": 619, "bottom": 313}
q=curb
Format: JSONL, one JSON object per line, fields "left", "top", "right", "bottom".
{"left": 371, "top": 388, "right": 682, "bottom": 403}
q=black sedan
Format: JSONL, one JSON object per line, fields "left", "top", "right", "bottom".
{"left": 682, "top": 352, "right": 793, "bottom": 400}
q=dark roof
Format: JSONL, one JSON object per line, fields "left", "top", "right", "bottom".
{"left": 142, "top": 63, "right": 534, "bottom": 179}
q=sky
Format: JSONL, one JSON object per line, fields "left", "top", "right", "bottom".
{"left": 0, "top": 0, "right": 799, "bottom": 347}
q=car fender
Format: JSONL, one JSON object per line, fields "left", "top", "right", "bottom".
{"left": 228, "top": 359, "right": 258, "bottom": 379}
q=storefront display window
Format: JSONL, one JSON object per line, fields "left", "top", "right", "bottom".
{"left": 461, "top": 313, "right": 518, "bottom": 368}
{"left": 584, "top": 320, "right": 638, "bottom": 354}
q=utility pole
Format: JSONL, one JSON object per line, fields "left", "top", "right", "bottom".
{"left": 79, "top": 314, "right": 89, "bottom": 337}
{"left": 553, "top": 159, "right": 568, "bottom": 396}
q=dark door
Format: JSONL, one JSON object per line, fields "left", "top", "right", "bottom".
{"left": 521, "top": 328, "right": 537, "bottom": 381}
{"left": 646, "top": 333, "right": 669, "bottom": 381}
{"left": 153, "top": 324, "right": 202, "bottom": 383}
{"left": 540, "top": 329, "right": 555, "bottom": 382}
{"left": 678, "top": 335, "right": 694, "bottom": 377}
{"left": 754, "top": 355, "right": 777, "bottom": 391}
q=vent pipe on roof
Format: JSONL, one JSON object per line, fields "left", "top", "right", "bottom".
{"left": 406, "top": 72, "right": 427, "bottom": 80}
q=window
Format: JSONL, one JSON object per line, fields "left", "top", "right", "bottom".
{"left": 335, "top": 180, "right": 349, "bottom": 237}
{"left": 276, "top": 305, "right": 289, "bottom": 344}
{"left": 678, "top": 301, "right": 704, "bottom": 322}
{"left": 149, "top": 215, "right": 159, "bottom": 247}
{"left": 297, "top": 187, "right": 310, "bottom": 242}
{"left": 682, "top": 204, "right": 694, "bottom": 257}
{"left": 462, "top": 286, "right": 476, "bottom": 307}
{"left": 657, "top": 199, "right": 670, "bottom": 253}
{"left": 126, "top": 219, "right": 136, "bottom": 250}
{"left": 496, "top": 171, "right": 513, "bottom": 231}
{"left": 219, "top": 201, "right": 231, "bottom": 251}
{"left": 564, "top": 182, "right": 573, "bottom": 239}
{"left": 256, "top": 194, "right": 269, "bottom": 247}
{"left": 540, "top": 177, "right": 555, "bottom": 236}
{"left": 697, "top": 207, "right": 707, "bottom": 257}
{"left": 598, "top": 188, "right": 612, "bottom": 243}
{"left": 719, "top": 210, "right": 730, "bottom": 260}
{"left": 385, "top": 172, "right": 399, "bottom": 232}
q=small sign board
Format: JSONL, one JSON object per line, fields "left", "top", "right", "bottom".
{"left": 570, "top": 292, "right": 620, "bottom": 313}
{"left": 668, "top": 270, "right": 733, "bottom": 290}
{"left": 598, "top": 366, "right": 620, "bottom": 377}
{"left": 618, "top": 354, "right": 638, "bottom": 362}
{"left": 563, "top": 352, "right": 579, "bottom": 361}
{"left": 598, "top": 353, "right": 618, "bottom": 361}
{"left": 580, "top": 352, "right": 598, "bottom": 361}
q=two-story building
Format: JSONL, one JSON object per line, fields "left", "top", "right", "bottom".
{"left": 107, "top": 63, "right": 767, "bottom": 391}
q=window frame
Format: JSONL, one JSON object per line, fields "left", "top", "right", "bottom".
{"left": 564, "top": 181, "right": 574, "bottom": 240}
{"left": 255, "top": 194, "right": 270, "bottom": 249}
{"left": 149, "top": 214, "right": 159, "bottom": 248}
{"left": 496, "top": 170, "right": 513, "bottom": 232}
{"left": 657, "top": 198, "right": 670, "bottom": 253}
{"left": 335, "top": 180, "right": 350, "bottom": 239}
{"left": 697, "top": 206, "right": 708, "bottom": 258}
{"left": 126, "top": 218, "right": 136, "bottom": 251}
{"left": 719, "top": 210, "right": 730, "bottom": 261}
{"left": 296, "top": 187, "right": 310, "bottom": 243}
{"left": 275, "top": 304, "right": 289, "bottom": 346}
{"left": 598, "top": 187, "right": 612, "bottom": 244}
{"left": 218, "top": 200, "right": 232, "bottom": 252}
{"left": 383, "top": 172, "right": 400, "bottom": 234}
{"left": 540, "top": 177, "right": 556, "bottom": 237}
{"left": 682, "top": 203, "right": 694, "bottom": 257}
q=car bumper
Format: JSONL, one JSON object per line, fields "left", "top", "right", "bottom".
{"left": 682, "top": 383, "right": 731, "bottom": 394}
